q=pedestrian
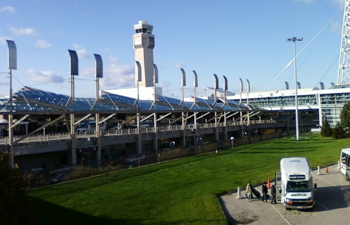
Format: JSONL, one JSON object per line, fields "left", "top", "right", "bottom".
{"left": 262, "top": 182, "right": 268, "bottom": 202}
{"left": 246, "top": 181, "right": 253, "bottom": 202}
{"left": 270, "top": 182, "right": 277, "bottom": 204}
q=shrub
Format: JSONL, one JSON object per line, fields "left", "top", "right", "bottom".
{"left": 332, "top": 122, "right": 346, "bottom": 139}
{"left": 321, "top": 117, "right": 332, "bottom": 137}
{"left": 0, "top": 152, "right": 37, "bottom": 225}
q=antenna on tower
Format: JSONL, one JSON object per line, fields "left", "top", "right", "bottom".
{"left": 338, "top": 0, "right": 350, "bottom": 85}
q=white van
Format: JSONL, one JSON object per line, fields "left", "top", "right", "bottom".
{"left": 340, "top": 148, "right": 350, "bottom": 180}
{"left": 277, "top": 157, "right": 315, "bottom": 210}
{"left": 132, "top": 121, "right": 150, "bottom": 128}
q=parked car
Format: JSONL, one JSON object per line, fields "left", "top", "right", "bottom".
{"left": 51, "top": 171, "right": 70, "bottom": 184}
{"left": 131, "top": 121, "right": 150, "bottom": 128}
{"left": 125, "top": 153, "right": 146, "bottom": 164}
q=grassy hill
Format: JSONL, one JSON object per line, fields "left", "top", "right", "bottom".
{"left": 27, "top": 133, "right": 348, "bottom": 225}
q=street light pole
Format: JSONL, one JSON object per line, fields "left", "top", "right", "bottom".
{"left": 287, "top": 37, "right": 303, "bottom": 141}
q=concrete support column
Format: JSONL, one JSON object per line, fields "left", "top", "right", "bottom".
{"left": 96, "top": 113, "right": 101, "bottom": 163}
{"left": 194, "top": 112, "right": 198, "bottom": 146}
{"left": 8, "top": 114, "right": 14, "bottom": 167}
{"left": 153, "top": 113, "right": 158, "bottom": 151}
{"left": 70, "top": 114, "right": 77, "bottom": 165}
{"left": 214, "top": 112, "right": 219, "bottom": 141}
{"left": 136, "top": 113, "right": 142, "bottom": 153}
{"left": 182, "top": 112, "right": 186, "bottom": 147}
{"left": 224, "top": 112, "right": 228, "bottom": 141}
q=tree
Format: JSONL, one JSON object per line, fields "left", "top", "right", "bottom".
{"left": 332, "top": 122, "right": 346, "bottom": 139}
{"left": 340, "top": 101, "right": 350, "bottom": 128}
{"left": 0, "top": 152, "right": 37, "bottom": 225}
{"left": 321, "top": 117, "right": 332, "bottom": 137}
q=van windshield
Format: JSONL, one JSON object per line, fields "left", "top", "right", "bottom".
{"left": 286, "top": 181, "right": 310, "bottom": 192}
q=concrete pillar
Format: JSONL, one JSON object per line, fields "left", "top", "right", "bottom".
{"left": 153, "top": 113, "right": 158, "bottom": 151}
{"left": 70, "top": 114, "right": 77, "bottom": 165}
{"left": 224, "top": 112, "right": 228, "bottom": 141}
{"left": 8, "top": 114, "right": 14, "bottom": 167}
{"left": 182, "top": 112, "right": 186, "bottom": 147}
{"left": 236, "top": 187, "right": 242, "bottom": 199}
{"left": 136, "top": 113, "right": 142, "bottom": 153}
{"left": 214, "top": 112, "right": 219, "bottom": 141}
{"left": 96, "top": 113, "right": 101, "bottom": 163}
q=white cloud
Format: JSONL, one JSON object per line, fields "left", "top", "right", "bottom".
{"left": 10, "top": 26, "right": 36, "bottom": 36}
{"left": 0, "top": 80, "right": 9, "bottom": 86}
{"left": 0, "top": 6, "right": 15, "bottom": 13}
{"left": 0, "top": 36, "right": 13, "bottom": 45}
{"left": 26, "top": 69, "right": 65, "bottom": 84}
{"left": 331, "top": 0, "right": 345, "bottom": 8}
{"left": 100, "top": 56, "right": 134, "bottom": 89}
{"left": 174, "top": 62, "right": 185, "bottom": 68}
{"left": 158, "top": 80, "right": 171, "bottom": 89}
{"left": 73, "top": 44, "right": 90, "bottom": 58}
{"left": 79, "top": 66, "right": 94, "bottom": 78}
{"left": 331, "top": 21, "right": 341, "bottom": 34}
{"left": 33, "top": 39, "right": 51, "bottom": 49}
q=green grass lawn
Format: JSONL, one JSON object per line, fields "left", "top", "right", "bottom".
{"left": 27, "top": 133, "right": 349, "bottom": 225}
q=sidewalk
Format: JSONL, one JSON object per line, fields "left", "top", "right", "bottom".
{"left": 219, "top": 163, "right": 342, "bottom": 225}
{"left": 219, "top": 183, "right": 285, "bottom": 225}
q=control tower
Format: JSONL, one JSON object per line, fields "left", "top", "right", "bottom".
{"left": 133, "top": 21, "right": 155, "bottom": 88}
{"left": 105, "top": 20, "right": 161, "bottom": 100}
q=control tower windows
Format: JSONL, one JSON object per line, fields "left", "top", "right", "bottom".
{"left": 149, "top": 37, "right": 155, "bottom": 48}
{"left": 135, "top": 28, "right": 152, "bottom": 34}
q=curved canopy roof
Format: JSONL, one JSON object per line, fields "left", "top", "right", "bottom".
{"left": 0, "top": 86, "right": 246, "bottom": 114}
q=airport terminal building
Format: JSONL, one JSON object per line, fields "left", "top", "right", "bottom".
{"left": 1, "top": 21, "right": 349, "bottom": 171}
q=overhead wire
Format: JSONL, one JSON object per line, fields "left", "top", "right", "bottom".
{"left": 263, "top": 6, "right": 344, "bottom": 92}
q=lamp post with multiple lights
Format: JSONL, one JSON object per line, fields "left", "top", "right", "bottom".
{"left": 286, "top": 37, "right": 303, "bottom": 141}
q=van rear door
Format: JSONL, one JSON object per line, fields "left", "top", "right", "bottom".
{"left": 275, "top": 172, "right": 281, "bottom": 203}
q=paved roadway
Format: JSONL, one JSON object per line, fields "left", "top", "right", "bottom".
{"left": 220, "top": 164, "right": 350, "bottom": 225}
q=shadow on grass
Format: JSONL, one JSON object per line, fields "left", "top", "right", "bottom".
{"left": 30, "top": 196, "right": 221, "bottom": 225}
{"left": 236, "top": 150, "right": 312, "bottom": 154}
{"left": 235, "top": 146, "right": 317, "bottom": 153}
{"left": 30, "top": 197, "right": 146, "bottom": 225}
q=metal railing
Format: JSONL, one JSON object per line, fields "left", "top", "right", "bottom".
{"left": 0, "top": 120, "right": 277, "bottom": 146}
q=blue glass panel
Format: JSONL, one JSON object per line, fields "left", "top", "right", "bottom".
{"left": 226, "top": 99, "right": 247, "bottom": 109}
{"left": 180, "top": 102, "right": 213, "bottom": 111}
{"left": 152, "top": 102, "right": 174, "bottom": 111}
{"left": 156, "top": 96, "right": 185, "bottom": 110}
{"left": 101, "top": 91, "right": 136, "bottom": 106}
{"left": 214, "top": 102, "right": 240, "bottom": 111}
{"left": 0, "top": 97, "right": 8, "bottom": 111}
{"left": 180, "top": 102, "right": 193, "bottom": 110}
{"left": 99, "top": 100, "right": 136, "bottom": 111}
{"left": 7, "top": 98, "right": 63, "bottom": 112}
{"left": 94, "top": 101, "right": 117, "bottom": 111}
{"left": 199, "top": 98, "right": 213, "bottom": 105}
{"left": 14, "top": 86, "right": 69, "bottom": 107}
{"left": 69, "top": 98, "right": 95, "bottom": 112}
{"left": 136, "top": 100, "right": 153, "bottom": 110}
{"left": 158, "top": 96, "right": 181, "bottom": 105}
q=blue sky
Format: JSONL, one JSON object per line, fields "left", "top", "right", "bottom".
{"left": 0, "top": 0, "right": 346, "bottom": 99}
